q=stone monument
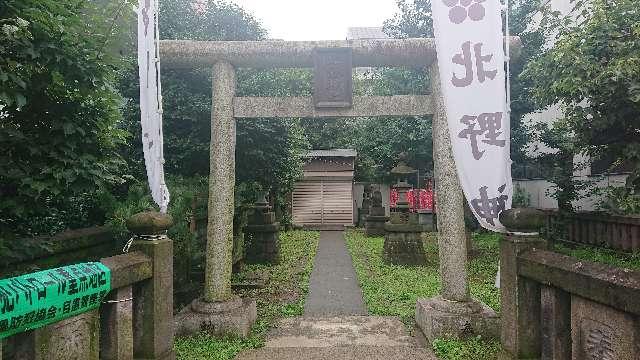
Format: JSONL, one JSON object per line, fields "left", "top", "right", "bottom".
{"left": 244, "top": 191, "right": 280, "bottom": 264}
{"left": 365, "top": 185, "right": 388, "bottom": 237}
{"left": 382, "top": 155, "right": 426, "bottom": 265}
{"left": 358, "top": 184, "right": 372, "bottom": 227}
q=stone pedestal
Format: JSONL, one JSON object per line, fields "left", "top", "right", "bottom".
{"left": 417, "top": 209, "right": 435, "bottom": 232}
{"left": 244, "top": 223, "right": 280, "bottom": 264}
{"left": 244, "top": 195, "right": 280, "bottom": 264}
{"left": 416, "top": 296, "right": 499, "bottom": 341}
{"left": 174, "top": 297, "right": 257, "bottom": 338}
{"left": 383, "top": 214, "right": 426, "bottom": 266}
{"left": 365, "top": 206, "right": 387, "bottom": 237}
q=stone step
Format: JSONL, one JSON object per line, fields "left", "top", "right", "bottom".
{"left": 235, "top": 345, "right": 437, "bottom": 360}
{"left": 264, "top": 316, "right": 416, "bottom": 348}
{"left": 298, "top": 225, "right": 348, "bottom": 231}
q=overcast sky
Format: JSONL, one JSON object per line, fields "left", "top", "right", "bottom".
{"left": 229, "top": 0, "right": 399, "bottom": 40}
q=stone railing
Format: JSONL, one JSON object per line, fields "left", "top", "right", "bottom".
{"left": 1, "top": 212, "right": 174, "bottom": 360}
{"left": 500, "top": 209, "right": 640, "bottom": 359}
{"left": 544, "top": 210, "right": 640, "bottom": 252}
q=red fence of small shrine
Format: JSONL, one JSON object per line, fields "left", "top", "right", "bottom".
{"left": 390, "top": 189, "right": 435, "bottom": 212}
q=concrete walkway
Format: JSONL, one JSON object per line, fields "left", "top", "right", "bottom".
{"left": 234, "top": 231, "right": 436, "bottom": 360}
{"left": 304, "top": 231, "right": 367, "bottom": 316}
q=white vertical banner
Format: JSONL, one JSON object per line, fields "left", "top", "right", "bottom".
{"left": 138, "top": 0, "right": 170, "bottom": 213}
{"left": 432, "top": 0, "right": 512, "bottom": 231}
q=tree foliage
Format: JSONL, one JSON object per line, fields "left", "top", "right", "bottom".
{"left": 294, "top": 1, "right": 438, "bottom": 184}
{"left": 384, "top": 0, "right": 433, "bottom": 38}
{"left": 523, "top": 0, "right": 640, "bottom": 209}
{"left": 0, "top": 0, "right": 132, "bottom": 236}
{"left": 118, "top": 0, "right": 310, "bottom": 221}
{"left": 384, "top": 0, "right": 543, "bottom": 167}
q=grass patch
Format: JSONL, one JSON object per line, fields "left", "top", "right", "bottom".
{"left": 174, "top": 230, "right": 319, "bottom": 360}
{"left": 554, "top": 243, "right": 640, "bottom": 271}
{"left": 433, "top": 336, "right": 501, "bottom": 360}
{"left": 345, "top": 229, "right": 501, "bottom": 359}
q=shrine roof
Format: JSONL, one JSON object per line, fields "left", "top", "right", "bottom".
{"left": 304, "top": 149, "right": 357, "bottom": 158}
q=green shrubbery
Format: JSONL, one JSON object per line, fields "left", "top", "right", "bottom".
{"left": 523, "top": 0, "right": 640, "bottom": 211}
{"left": 345, "top": 230, "right": 502, "bottom": 359}
{"left": 174, "top": 230, "right": 319, "bottom": 360}
{"left": 0, "top": 0, "right": 309, "bottom": 246}
{"left": 0, "top": 0, "right": 132, "bottom": 238}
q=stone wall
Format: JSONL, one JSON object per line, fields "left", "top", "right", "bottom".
{"left": 514, "top": 174, "right": 628, "bottom": 211}
{"left": 544, "top": 210, "right": 640, "bottom": 252}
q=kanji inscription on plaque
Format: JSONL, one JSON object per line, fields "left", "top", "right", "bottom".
{"left": 313, "top": 47, "right": 353, "bottom": 108}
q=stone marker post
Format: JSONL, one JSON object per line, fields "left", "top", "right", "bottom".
{"left": 100, "top": 286, "right": 134, "bottom": 360}
{"left": 127, "top": 211, "right": 176, "bottom": 360}
{"left": 498, "top": 208, "right": 547, "bottom": 360}
{"left": 175, "top": 61, "right": 256, "bottom": 337}
{"left": 415, "top": 65, "right": 499, "bottom": 342}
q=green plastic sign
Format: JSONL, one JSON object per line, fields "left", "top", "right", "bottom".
{"left": 0, "top": 262, "right": 111, "bottom": 339}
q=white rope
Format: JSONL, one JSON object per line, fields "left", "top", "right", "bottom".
{"left": 122, "top": 234, "right": 168, "bottom": 253}
{"left": 104, "top": 297, "right": 134, "bottom": 304}
{"left": 122, "top": 237, "right": 135, "bottom": 253}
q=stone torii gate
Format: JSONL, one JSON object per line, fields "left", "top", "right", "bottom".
{"left": 162, "top": 38, "right": 520, "bottom": 338}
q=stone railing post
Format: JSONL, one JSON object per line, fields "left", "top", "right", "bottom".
{"left": 126, "top": 211, "right": 175, "bottom": 360}
{"left": 498, "top": 208, "right": 547, "bottom": 360}
{"left": 100, "top": 286, "right": 134, "bottom": 360}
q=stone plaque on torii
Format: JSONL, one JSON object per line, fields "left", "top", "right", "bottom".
{"left": 160, "top": 37, "right": 521, "bottom": 339}
{"left": 313, "top": 47, "right": 353, "bottom": 108}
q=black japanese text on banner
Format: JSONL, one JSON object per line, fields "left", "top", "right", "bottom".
{"left": 432, "top": 0, "right": 512, "bottom": 231}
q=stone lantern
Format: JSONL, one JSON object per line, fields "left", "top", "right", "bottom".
{"left": 389, "top": 156, "right": 417, "bottom": 224}
{"left": 383, "top": 154, "right": 426, "bottom": 265}
{"left": 364, "top": 184, "right": 388, "bottom": 236}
